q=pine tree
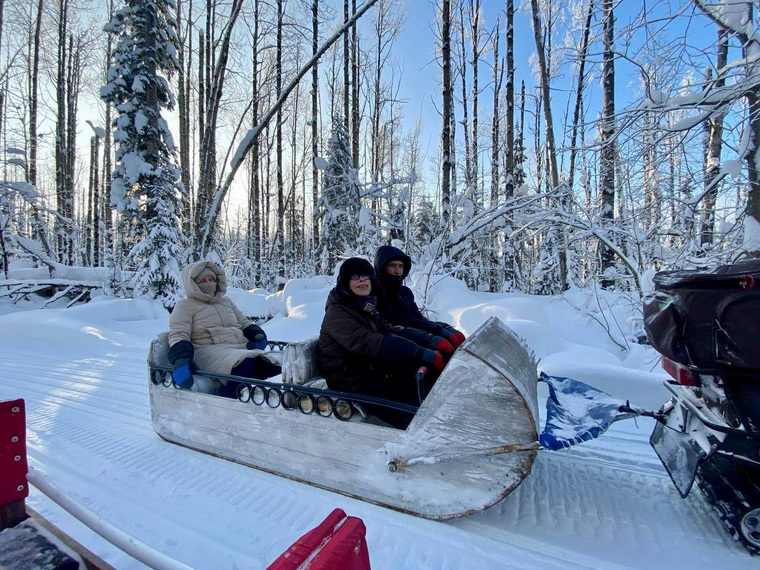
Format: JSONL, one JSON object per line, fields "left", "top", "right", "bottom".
{"left": 102, "top": 0, "right": 187, "bottom": 308}
{"left": 316, "top": 115, "right": 362, "bottom": 272}
{"left": 412, "top": 195, "right": 438, "bottom": 248}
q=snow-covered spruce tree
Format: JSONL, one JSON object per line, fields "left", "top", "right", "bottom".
{"left": 316, "top": 115, "right": 362, "bottom": 273}
{"left": 101, "top": 0, "right": 187, "bottom": 308}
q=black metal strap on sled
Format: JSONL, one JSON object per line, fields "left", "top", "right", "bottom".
{"left": 149, "top": 365, "right": 419, "bottom": 420}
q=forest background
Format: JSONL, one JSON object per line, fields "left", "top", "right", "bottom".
{"left": 0, "top": 0, "right": 758, "bottom": 310}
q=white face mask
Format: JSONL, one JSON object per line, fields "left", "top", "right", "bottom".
{"left": 197, "top": 281, "right": 217, "bottom": 297}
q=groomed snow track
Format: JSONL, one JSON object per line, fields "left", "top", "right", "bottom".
{"left": 1, "top": 346, "right": 754, "bottom": 569}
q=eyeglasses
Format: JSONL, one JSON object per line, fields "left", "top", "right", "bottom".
{"left": 349, "top": 274, "right": 371, "bottom": 282}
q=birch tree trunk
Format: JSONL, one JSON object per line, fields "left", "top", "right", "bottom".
{"left": 457, "top": 1, "right": 471, "bottom": 191}
{"left": 311, "top": 0, "right": 320, "bottom": 258}
{"left": 55, "top": 0, "right": 69, "bottom": 263}
{"left": 343, "top": 0, "right": 350, "bottom": 131}
{"left": 700, "top": 26, "right": 727, "bottom": 248}
{"left": 176, "top": 0, "right": 192, "bottom": 235}
{"left": 195, "top": 0, "right": 243, "bottom": 256}
{"left": 441, "top": 0, "right": 453, "bottom": 228}
{"left": 276, "top": 0, "right": 284, "bottom": 280}
{"left": 489, "top": 21, "right": 502, "bottom": 292}
{"left": 504, "top": 0, "right": 514, "bottom": 199}
{"left": 568, "top": 0, "right": 593, "bottom": 192}
{"left": 250, "top": 0, "right": 261, "bottom": 266}
{"left": 470, "top": 0, "right": 481, "bottom": 200}
{"left": 599, "top": 0, "right": 616, "bottom": 285}
{"left": 351, "top": 0, "right": 359, "bottom": 169}
{"left": 529, "top": 0, "right": 558, "bottom": 190}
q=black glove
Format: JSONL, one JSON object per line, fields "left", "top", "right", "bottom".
{"left": 397, "top": 327, "right": 432, "bottom": 346}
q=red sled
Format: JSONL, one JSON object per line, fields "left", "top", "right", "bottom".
{"left": 267, "top": 508, "right": 370, "bottom": 570}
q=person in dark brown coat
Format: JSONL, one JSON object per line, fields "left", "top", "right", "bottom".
{"left": 318, "top": 257, "right": 446, "bottom": 429}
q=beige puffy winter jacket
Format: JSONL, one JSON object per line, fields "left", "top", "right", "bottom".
{"left": 168, "top": 261, "right": 263, "bottom": 374}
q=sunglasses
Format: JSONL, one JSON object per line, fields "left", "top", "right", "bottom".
{"left": 349, "top": 274, "right": 371, "bottom": 282}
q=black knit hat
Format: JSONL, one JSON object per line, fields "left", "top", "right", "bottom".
{"left": 338, "top": 257, "right": 375, "bottom": 292}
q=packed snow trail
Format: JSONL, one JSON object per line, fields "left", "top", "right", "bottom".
{"left": 0, "top": 300, "right": 753, "bottom": 569}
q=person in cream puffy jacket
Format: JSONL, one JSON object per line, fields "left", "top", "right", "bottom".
{"left": 168, "top": 260, "right": 280, "bottom": 394}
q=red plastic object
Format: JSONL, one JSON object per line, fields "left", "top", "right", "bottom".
{"left": 267, "top": 508, "right": 371, "bottom": 570}
{"left": 0, "top": 399, "right": 29, "bottom": 506}
{"left": 661, "top": 357, "right": 700, "bottom": 387}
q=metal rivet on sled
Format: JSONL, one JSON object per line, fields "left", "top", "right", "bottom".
{"left": 17, "top": 485, "right": 25, "bottom": 492}
{"left": 11, "top": 436, "right": 19, "bottom": 443}
{"left": 14, "top": 455, "right": 21, "bottom": 462}
{"left": 11, "top": 407, "right": 20, "bottom": 413}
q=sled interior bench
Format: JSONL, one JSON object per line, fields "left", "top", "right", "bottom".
{"left": 148, "top": 333, "right": 416, "bottom": 425}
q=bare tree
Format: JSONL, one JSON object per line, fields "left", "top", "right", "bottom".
{"left": 568, "top": 0, "right": 594, "bottom": 192}
{"left": 599, "top": 0, "right": 616, "bottom": 284}
{"left": 529, "top": 0, "right": 558, "bottom": 191}
{"left": 194, "top": 0, "right": 244, "bottom": 256}
{"left": 311, "top": 0, "right": 320, "bottom": 256}
{"left": 441, "top": 0, "right": 453, "bottom": 228}
{"left": 700, "top": 23, "right": 727, "bottom": 248}
{"left": 504, "top": 0, "right": 514, "bottom": 199}
{"left": 276, "top": 0, "right": 284, "bottom": 278}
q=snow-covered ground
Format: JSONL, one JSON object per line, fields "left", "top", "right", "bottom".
{"left": 0, "top": 274, "right": 753, "bottom": 569}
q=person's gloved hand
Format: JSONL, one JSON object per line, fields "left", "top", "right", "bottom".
{"left": 246, "top": 333, "right": 267, "bottom": 350}
{"left": 429, "top": 335, "right": 454, "bottom": 354}
{"left": 448, "top": 330, "right": 465, "bottom": 347}
{"left": 244, "top": 324, "right": 268, "bottom": 350}
{"left": 416, "top": 347, "right": 445, "bottom": 373}
{"left": 438, "top": 323, "right": 466, "bottom": 348}
{"left": 172, "top": 358, "right": 194, "bottom": 389}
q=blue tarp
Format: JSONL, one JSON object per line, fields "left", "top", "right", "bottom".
{"left": 539, "top": 372, "right": 632, "bottom": 451}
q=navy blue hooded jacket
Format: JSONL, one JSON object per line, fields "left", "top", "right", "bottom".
{"left": 374, "top": 246, "right": 444, "bottom": 336}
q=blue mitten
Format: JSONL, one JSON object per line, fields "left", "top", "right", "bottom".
{"left": 172, "top": 358, "right": 194, "bottom": 389}
{"left": 246, "top": 334, "right": 267, "bottom": 350}
{"left": 244, "top": 325, "right": 268, "bottom": 350}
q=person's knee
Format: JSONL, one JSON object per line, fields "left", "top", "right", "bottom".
{"left": 231, "top": 356, "right": 281, "bottom": 379}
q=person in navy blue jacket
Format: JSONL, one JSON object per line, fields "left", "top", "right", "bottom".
{"left": 373, "top": 245, "right": 466, "bottom": 350}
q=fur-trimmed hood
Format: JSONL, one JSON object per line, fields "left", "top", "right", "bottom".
{"left": 181, "top": 261, "right": 228, "bottom": 302}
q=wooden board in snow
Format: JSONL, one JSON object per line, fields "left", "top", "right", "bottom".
{"left": 147, "top": 316, "right": 539, "bottom": 519}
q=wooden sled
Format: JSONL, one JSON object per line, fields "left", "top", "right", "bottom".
{"left": 147, "top": 316, "right": 539, "bottom": 520}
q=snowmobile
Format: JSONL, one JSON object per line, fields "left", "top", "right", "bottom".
{"left": 644, "top": 259, "right": 760, "bottom": 553}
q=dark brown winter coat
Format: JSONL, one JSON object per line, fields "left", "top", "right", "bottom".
{"left": 318, "top": 287, "right": 421, "bottom": 394}
{"left": 318, "top": 257, "right": 421, "bottom": 396}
